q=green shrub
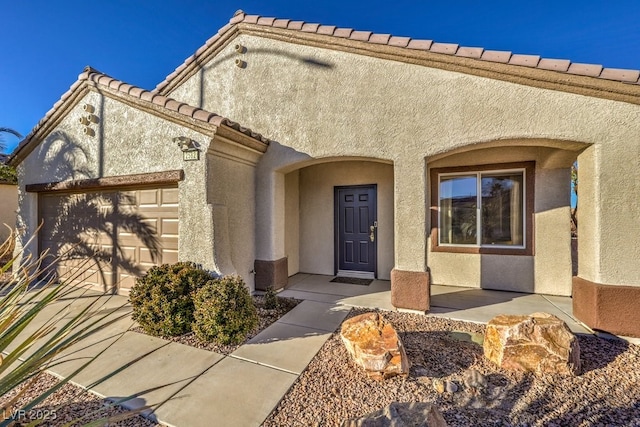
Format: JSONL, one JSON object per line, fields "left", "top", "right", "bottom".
{"left": 192, "top": 276, "right": 258, "bottom": 345}
{"left": 264, "top": 286, "right": 279, "bottom": 309}
{"left": 129, "top": 262, "right": 213, "bottom": 336}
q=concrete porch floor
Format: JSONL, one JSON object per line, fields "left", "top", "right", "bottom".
{"left": 279, "top": 273, "right": 592, "bottom": 335}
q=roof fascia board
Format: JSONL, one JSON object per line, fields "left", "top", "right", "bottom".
{"left": 157, "top": 26, "right": 240, "bottom": 96}
{"left": 96, "top": 85, "right": 218, "bottom": 136}
{"left": 214, "top": 124, "right": 269, "bottom": 154}
{"left": 9, "top": 82, "right": 218, "bottom": 167}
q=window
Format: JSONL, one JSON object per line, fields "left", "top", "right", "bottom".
{"left": 430, "top": 162, "right": 534, "bottom": 256}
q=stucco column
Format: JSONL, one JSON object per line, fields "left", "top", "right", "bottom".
{"left": 391, "top": 157, "right": 430, "bottom": 311}
{"left": 573, "top": 144, "right": 640, "bottom": 337}
{"left": 178, "top": 153, "right": 218, "bottom": 272}
{"left": 254, "top": 167, "right": 287, "bottom": 289}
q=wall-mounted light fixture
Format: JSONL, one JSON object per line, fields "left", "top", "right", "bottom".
{"left": 173, "top": 136, "right": 200, "bottom": 161}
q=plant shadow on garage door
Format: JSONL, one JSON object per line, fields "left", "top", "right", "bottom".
{"left": 34, "top": 131, "right": 161, "bottom": 293}
{"left": 41, "top": 191, "right": 161, "bottom": 293}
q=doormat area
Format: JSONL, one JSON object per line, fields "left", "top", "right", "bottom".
{"left": 330, "top": 276, "right": 373, "bottom": 286}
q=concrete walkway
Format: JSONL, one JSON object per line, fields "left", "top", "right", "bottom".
{"left": 12, "top": 274, "right": 634, "bottom": 426}
{"left": 279, "top": 273, "right": 591, "bottom": 333}
{"left": 31, "top": 289, "right": 350, "bottom": 427}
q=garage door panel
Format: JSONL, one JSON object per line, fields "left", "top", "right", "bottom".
{"left": 162, "top": 249, "right": 179, "bottom": 265}
{"left": 161, "top": 188, "right": 179, "bottom": 206}
{"left": 39, "top": 186, "right": 179, "bottom": 294}
{"left": 160, "top": 219, "right": 179, "bottom": 237}
{"left": 138, "top": 189, "right": 158, "bottom": 205}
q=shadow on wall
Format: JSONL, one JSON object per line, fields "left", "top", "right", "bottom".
{"left": 195, "top": 47, "right": 334, "bottom": 108}
{"left": 32, "top": 131, "right": 160, "bottom": 292}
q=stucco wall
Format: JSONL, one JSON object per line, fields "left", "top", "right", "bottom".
{"left": 168, "top": 33, "right": 640, "bottom": 289}
{"left": 284, "top": 170, "right": 300, "bottom": 276}
{"left": 427, "top": 146, "right": 573, "bottom": 295}
{"left": 295, "top": 161, "right": 394, "bottom": 280}
{"left": 16, "top": 90, "right": 219, "bottom": 275}
{"left": 207, "top": 139, "right": 260, "bottom": 289}
{"left": 0, "top": 184, "right": 18, "bottom": 243}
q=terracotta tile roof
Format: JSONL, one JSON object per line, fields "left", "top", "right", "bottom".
{"left": 155, "top": 10, "right": 640, "bottom": 93}
{"left": 9, "top": 67, "right": 269, "bottom": 165}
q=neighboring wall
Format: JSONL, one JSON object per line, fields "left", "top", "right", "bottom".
{"left": 291, "top": 161, "right": 394, "bottom": 280}
{"left": 168, "top": 32, "right": 640, "bottom": 290}
{"left": 0, "top": 183, "right": 17, "bottom": 243}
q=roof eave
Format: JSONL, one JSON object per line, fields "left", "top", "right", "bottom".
{"left": 9, "top": 68, "right": 269, "bottom": 167}
{"left": 154, "top": 12, "right": 640, "bottom": 106}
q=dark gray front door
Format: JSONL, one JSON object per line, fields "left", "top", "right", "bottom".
{"left": 335, "top": 185, "right": 377, "bottom": 276}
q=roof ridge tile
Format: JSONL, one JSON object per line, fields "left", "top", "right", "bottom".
{"left": 481, "top": 50, "right": 512, "bottom": 64}
{"left": 457, "top": 46, "right": 484, "bottom": 59}
{"left": 317, "top": 25, "right": 337, "bottom": 35}
{"left": 350, "top": 30, "right": 372, "bottom": 42}
{"left": 407, "top": 39, "right": 433, "bottom": 50}
{"left": 430, "top": 42, "right": 459, "bottom": 55}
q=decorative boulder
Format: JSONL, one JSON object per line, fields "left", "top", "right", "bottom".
{"left": 340, "top": 312, "right": 410, "bottom": 380}
{"left": 342, "top": 402, "right": 447, "bottom": 427}
{"left": 484, "top": 312, "right": 581, "bottom": 375}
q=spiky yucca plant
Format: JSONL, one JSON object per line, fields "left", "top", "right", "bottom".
{"left": 0, "top": 230, "right": 143, "bottom": 426}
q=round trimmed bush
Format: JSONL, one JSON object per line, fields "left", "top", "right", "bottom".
{"left": 129, "top": 262, "right": 213, "bottom": 336}
{"left": 192, "top": 276, "right": 258, "bottom": 345}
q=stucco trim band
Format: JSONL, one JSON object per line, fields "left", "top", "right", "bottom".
{"left": 254, "top": 257, "right": 288, "bottom": 291}
{"left": 572, "top": 276, "right": 640, "bottom": 338}
{"left": 391, "top": 268, "right": 430, "bottom": 312}
{"left": 429, "top": 161, "right": 535, "bottom": 256}
{"left": 25, "top": 170, "right": 184, "bottom": 193}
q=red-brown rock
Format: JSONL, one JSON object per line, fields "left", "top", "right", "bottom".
{"left": 340, "top": 312, "right": 410, "bottom": 380}
{"left": 484, "top": 312, "right": 581, "bottom": 375}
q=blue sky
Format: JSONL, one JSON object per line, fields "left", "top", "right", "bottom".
{"left": 2, "top": 0, "right": 640, "bottom": 155}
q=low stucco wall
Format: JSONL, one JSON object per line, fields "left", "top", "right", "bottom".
{"left": 291, "top": 160, "right": 394, "bottom": 280}
{"left": 427, "top": 146, "right": 574, "bottom": 295}
{"left": 0, "top": 183, "right": 17, "bottom": 243}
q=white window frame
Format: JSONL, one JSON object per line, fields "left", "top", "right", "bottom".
{"left": 437, "top": 167, "right": 526, "bottom": 249}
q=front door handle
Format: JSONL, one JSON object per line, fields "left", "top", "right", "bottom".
{"left": 370, "top": 225, "right": 375, "bottom": 242}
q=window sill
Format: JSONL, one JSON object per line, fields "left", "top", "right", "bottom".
{"left": 431, "top": 245, "right": 533, "bottom": 256}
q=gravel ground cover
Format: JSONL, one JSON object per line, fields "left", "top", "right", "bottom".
{"left": 263, "top": 308, "right": 640, "bottom": 427}
{"left": 0, "top": 371, "right": 162, "bottom": 426}
{"left": 131, "top": 295, "right": 300, "bottom": 355}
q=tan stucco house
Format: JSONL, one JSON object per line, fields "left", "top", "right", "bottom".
{"left": 0, "top": 155, "right": 18, "bottom": 248}
{"left": 9, "top": 11, "right": 640, "bottom": 337}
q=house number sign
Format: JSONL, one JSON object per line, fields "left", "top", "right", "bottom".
{"left": 183, "top": 149, "right": 200, "bottom": 161}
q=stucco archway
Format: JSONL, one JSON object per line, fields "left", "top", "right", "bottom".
{"left": 425, "top": 139, "right": 589, "bottom": 296}
{"left": 253, "top": 151, "right": 394, "bottom": 289}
